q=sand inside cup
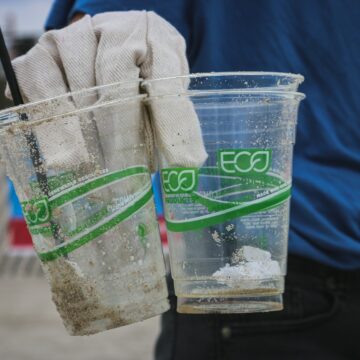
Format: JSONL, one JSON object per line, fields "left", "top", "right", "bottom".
{"left": 45, "top": 258, "right": 125, "bottom": 335}
{"left": 44, "top": 257, "right": 168, "bottom": 336}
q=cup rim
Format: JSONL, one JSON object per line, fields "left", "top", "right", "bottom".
{"left": 0, "top": 78, "right": 143, "bottom": 122}
{"left": 142, "top": 71, "right": 305, "bottom": 100}
{"left": 0, "top": 93, "right": 146, "bottom": 131}
{"left": 143, "top": 71, "right": 304, "bottom": 84}
{"left": 146, "top": 89, "right": 306, "bottom": 101}
{"left": 0, "top": 72, "right": 305, "bottom": 127}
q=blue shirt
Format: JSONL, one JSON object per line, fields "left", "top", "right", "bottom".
{"left": 45, "top": 0, "right": 360, "bottom": 269}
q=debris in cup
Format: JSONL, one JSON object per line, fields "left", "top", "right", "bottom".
{"left": 225, "top": 224, "right": 235, "bottom": 232}
{"left": 44, "top": 256, "right": 169, "bottom": 336}
{"left": 44, "top": 258, "right": 126, "bottom": 335}
{"left": 213, "top": 246, "right": 281, "bottom": 283}
{"left": 211, "top": 230, "right": 221, "bottom": 244}
{"left": 231, "top": 245, "right": 272, "bottom": 263}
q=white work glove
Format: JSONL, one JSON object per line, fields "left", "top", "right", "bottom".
{"left": 6, "top": 11, "right": 207, "bottom": 171}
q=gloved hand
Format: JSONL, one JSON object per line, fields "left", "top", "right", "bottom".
{"left": 3, "top": 12, "right": 210, "bottom": 333}
{"left": 6, "top": 11, "right": 207, "bottom": 171}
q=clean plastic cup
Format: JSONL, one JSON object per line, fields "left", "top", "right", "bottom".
{"left": 0, "top": 81, "right": 169, "bottom": 335}
{"left": 144, "top": 72, "right": 305, "bottom": 314}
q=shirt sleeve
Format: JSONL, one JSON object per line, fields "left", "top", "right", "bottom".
{"left": 45, "top": 0, "right": 157, "bottom": 30}
{"left": 45, "top": 0, "right": 76, "bottom": 30}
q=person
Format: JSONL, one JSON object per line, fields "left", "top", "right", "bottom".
{"left": 12, "top": 0, "right": 360, "bottom": 359}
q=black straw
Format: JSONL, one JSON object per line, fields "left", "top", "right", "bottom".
{"left": 0, "top": 27, "right": 64, "bottom": 246}
{"left": 0, "top": 28, "right": 24, "bottom": 106}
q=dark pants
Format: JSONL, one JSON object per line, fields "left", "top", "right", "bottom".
{"left": 155, "top": 255, "right": 360, "bottom": 360}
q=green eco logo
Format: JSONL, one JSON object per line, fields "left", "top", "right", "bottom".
{"left": 21, "top": 197, "right": 51, "bottom": 226}
{"left": 161, "top": 168, "right": 198, "bottom": 194}
{"left": 218, "top": 149, "right": 272, "bottom": 175}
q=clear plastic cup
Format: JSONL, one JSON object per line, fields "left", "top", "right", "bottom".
{"left": 144, "top": 72, "right": 305, "bottom": 314}
{"left": 0, "top": 81, "right": 169, "bottom": 335}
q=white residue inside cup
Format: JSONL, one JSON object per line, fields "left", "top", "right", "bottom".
{"left": 213, "top": 246, "right": 281, "bottom": 282}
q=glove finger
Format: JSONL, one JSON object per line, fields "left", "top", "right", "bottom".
{"left": 93, "top": 11, "right": 145, "bottom": 87}
{"left": 140, "top": 12, "right": 207, "bottom": 168}
{"left": 5, "top": 24, "right": 92, "bottom": 169}
{"left": 91, "top": 12, "right": 148, "bottom": 171}
{"left": 48, "top": 15, "right": 98, "bottom": 107}
{"left": 5, "top": 43, "right": 68, "bottom": 102}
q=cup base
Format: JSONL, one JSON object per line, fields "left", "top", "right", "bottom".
{"left": 177, "top": 294, "right": 283, "bottom": 314}
{"left": 67, "top": 296, "right": 170, "bottom": 336}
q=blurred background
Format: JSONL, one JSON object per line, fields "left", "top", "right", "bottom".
{"left": 0, "top": 1, "right": 161, "bottom": 359}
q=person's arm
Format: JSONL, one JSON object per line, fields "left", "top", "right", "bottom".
{"left": 45, "top": 0, "right": 76, "bottom": 30}
{"left": 45, "top": 0, "right": 149, "bottom": 30}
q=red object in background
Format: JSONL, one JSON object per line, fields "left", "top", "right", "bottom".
{"left": 9, "top": 219, "right": 32, "bottom": 248}
{"left": 158, "top": 216, "right": 168, "bottom": 246}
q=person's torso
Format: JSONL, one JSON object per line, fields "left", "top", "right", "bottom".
{"left": 47, "top": 0, "right": 360, "bottom": 269}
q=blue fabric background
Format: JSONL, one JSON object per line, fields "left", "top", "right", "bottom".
{"left": 44, "top": 0, "right": 360, "bottom": 269}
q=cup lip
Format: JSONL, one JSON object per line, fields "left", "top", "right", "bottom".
{"left": 0, "top": 93, "right": 146, "bottom": 131}
{"left": 143, "top": 71, "right": 305, "bottom": 84}
{"left": 146, "top": 89, "right": 306, "bottom": 101}
{"left": 143, "top": 71, "right": 304, "bottom": 82}
{"left": 0, "top": 78, "right": 143, "bottom": 123}
{"left": 0, "top": 72, "right": 305, "bottom": 127}
{"left": 142, "top": 71, "right": 305, "bottom": 100}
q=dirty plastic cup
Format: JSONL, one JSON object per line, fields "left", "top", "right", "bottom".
{"left": 0, "top": 81, "right": 169, "bottom": 335}
{"left": 144, "top": 72, "right": 305, "bottom": 314}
